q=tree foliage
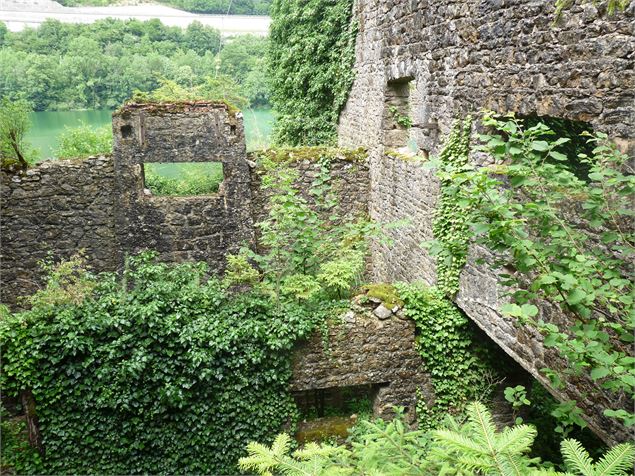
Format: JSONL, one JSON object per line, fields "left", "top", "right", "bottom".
{"left": 268, "top": 0, "right": 357, "bottom": 145}
{"left": 0, "top": 19, "right": 268, "bottom": 111}
{"left": 0, "top": 97, "right": 37, "bottom": 170}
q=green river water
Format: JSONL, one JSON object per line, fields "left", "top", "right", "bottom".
{"left": 27, "top": 108, "right": 275, "bottom": 161}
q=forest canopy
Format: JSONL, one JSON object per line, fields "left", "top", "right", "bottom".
{"left": 0, "top": 19, "right": 269, "bottom": 111}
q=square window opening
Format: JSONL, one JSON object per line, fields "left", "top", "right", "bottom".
{"left": 143, "top": 162, "right": 224, "bottom": 197}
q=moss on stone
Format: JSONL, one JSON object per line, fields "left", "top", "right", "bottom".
{"left": 295, "top": 416, "right": 356, "bottom": 445}
{"left": 255, "top": 146, "right": 367, "bottom": 164}
{"left": 114, "top": 100, "right": 239, "bottom": 118}
{"left": 384, "top": 149, "right": 427, "bottom": 163}
{"left": 360, "top": 283, "right": 404, "bottom": 308}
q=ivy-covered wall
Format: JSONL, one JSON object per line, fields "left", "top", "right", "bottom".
{"left": 0, "top": 109, "right": 371, "bottom": 306}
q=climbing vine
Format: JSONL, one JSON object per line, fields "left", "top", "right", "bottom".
{"left": 429, "top": 112, "right": 635, "bottom": 429}
{"left": 268, "top": 0, "right": 357, "bottom": 145}
{"left": 427, "top": 116, "right": 473, "bottom": 296}
{"left": 0, "top": 253, "right": 322, "bottom": 474}
{"left": 398, "top": 283, "right": 496, "bottom": 427}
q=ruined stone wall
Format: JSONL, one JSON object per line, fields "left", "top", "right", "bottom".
{"left": 1, "top": 106, "right": 372, "bottom": 305}
{"left": 339, "top": 0, "right": 635, "bottom": 155}
{"left": 338, "top": 0, "right": 634, "bottom": 444}
{"left": 111, "top": 103, "right": 256, "bottom": 270}
{"left": 0, "top": 157, "right": 118, "bottom": 305}
{"left": 290, "top": 303, "right": 432, "bottom": 421}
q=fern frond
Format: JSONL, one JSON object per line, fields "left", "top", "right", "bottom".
{"left": 467, "top": 401, "right": 500, "bottom": 454}
{"left": 272, "top": 433, "right": 292, "bottom": 455}
{"left": 593, "top": 442, "right": 635, "bottom": 476}
{"left": 497, "top": 425, "right": 537, "bottom": 455}
{"left": 561, "top": 439, "right": 595, "bottom": 475}
{"left": 434, "top": 429, "right": 490, "bottom": 456}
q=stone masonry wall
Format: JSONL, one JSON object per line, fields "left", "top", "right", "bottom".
{"left": 339, "top": 0, "right": 634, "bottom": 156}
{"left": 0, "top": 157, "right": 118, "bottom": 306}
{"left": 290, "top": 304, "right": 432, "bottom": 421}
{"left": 338, "top": 0, "right": 633, "bottom": 444}
{"left": 111, "top": 102, "right": 255, "bottom": 270}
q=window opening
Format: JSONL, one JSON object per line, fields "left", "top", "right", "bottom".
{"left": 143, "top": 162, "right": 224, "bottom": 196}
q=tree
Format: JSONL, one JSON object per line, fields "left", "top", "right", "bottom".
{"left": 184, "top": 21, "right": 221, "bottom": 55}
{"left": 0, "top": 97, "right": 36, "bottom": 170}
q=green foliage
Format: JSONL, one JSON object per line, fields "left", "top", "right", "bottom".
{"left": 247, "top": 153, "right": 371, "bottom": 301}
{"left": 431, "top": 112, "right": 635, "bottom": 428}
{"left": 55, "top": 122, "right": 113, "bottom": 159}
{"left": 131, "top": 76, "right": 248, "bottom": 110}
{"left": 0, "top": 19, "right": 267, "bottom": 111}
{"left": 55, "top": 0, "right": 271, "bottom": 14}
{"left": 399, "top": 284, "right": 496, "bottom": 425}
{"left": 425, "top": 116, "right": 473, "bottom": 296}
{"left": 144, "top": 162, "right": 224, "bottom": 196}
{"left": 224, "top": 252, "right": 261, "bottom": 287}
{"left": 389, "top": 105, "right": 413, "bottom": 128}
{"left": 0, "top": 97, "right": 37, "bottom": 170}
{"left": 0, "top": 409, "right": 44, "bottom": 475}
{"left": 0, "top": 252, "right": 323, "bottom": 474}
{"left": 268, "top": 0, "right": 357, "bottom": 145}
{"left": 554, "top": 0, "right": 630, "bottom": 18}
{"left": 240, "top": 402, "right": 635, "bottom": 475}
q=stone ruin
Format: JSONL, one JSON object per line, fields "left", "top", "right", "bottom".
{"left": 2, "top": 0, "right": 634, "bottom": 446}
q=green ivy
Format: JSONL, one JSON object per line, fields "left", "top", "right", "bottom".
{"left": 427, "top": 116, "right": 473, "bottom": 296}
{"left": 398, "top": 283, "right": 495, "bottom": 426}
{"left": 429, "top": 112, "right": 635, "bottom": 429}
{"left": 0, "top": 252, "right": 322, "bottom": 474}
{"left": 268, "top": 0, "right": 357, "bottom": 145}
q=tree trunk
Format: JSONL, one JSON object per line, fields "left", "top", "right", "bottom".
{"left": 20, "top": 389, "right": 44, "bottom": 456}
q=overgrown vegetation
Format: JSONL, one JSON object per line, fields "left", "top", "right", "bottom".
{"left": 399, "top": 284, "right": 498, "bottom": 427}
{"left": 0, "top": 19, "right": 268, "bottom": 111}
{"left": 55, "top": 122, "right": 113, "bottom": 159}
{"left": 237, "top": 152, "right": 373, "bottom": 301}
{"left": 144, "top": 162, "right": 225, "bottom": 196}
{"left": 268, "top": 0, "right": 357, "bottom": 145}
{"left": 427, "top": 113, "right": 635, "bottom": 430}
{"left": 0, "top": 97, "right": 37, "bottom": 171}
{"left": 0, "top": 148, "right": 376, "bottom": 474}
{"left": 239, "top": 402, "right": 635, "bottom": 475}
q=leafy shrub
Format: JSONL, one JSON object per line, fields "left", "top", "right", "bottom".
{"left": 0, "top": 252, "right": 321, "bottom": 474}
{"left": 247, "top": 153, "right": 372, "bottom": 301}
{"left": 55, "top": 122, "right": 112, "bottom": 159}
{"left": 239, "top": 402, "right": 635, "bottom": 475}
